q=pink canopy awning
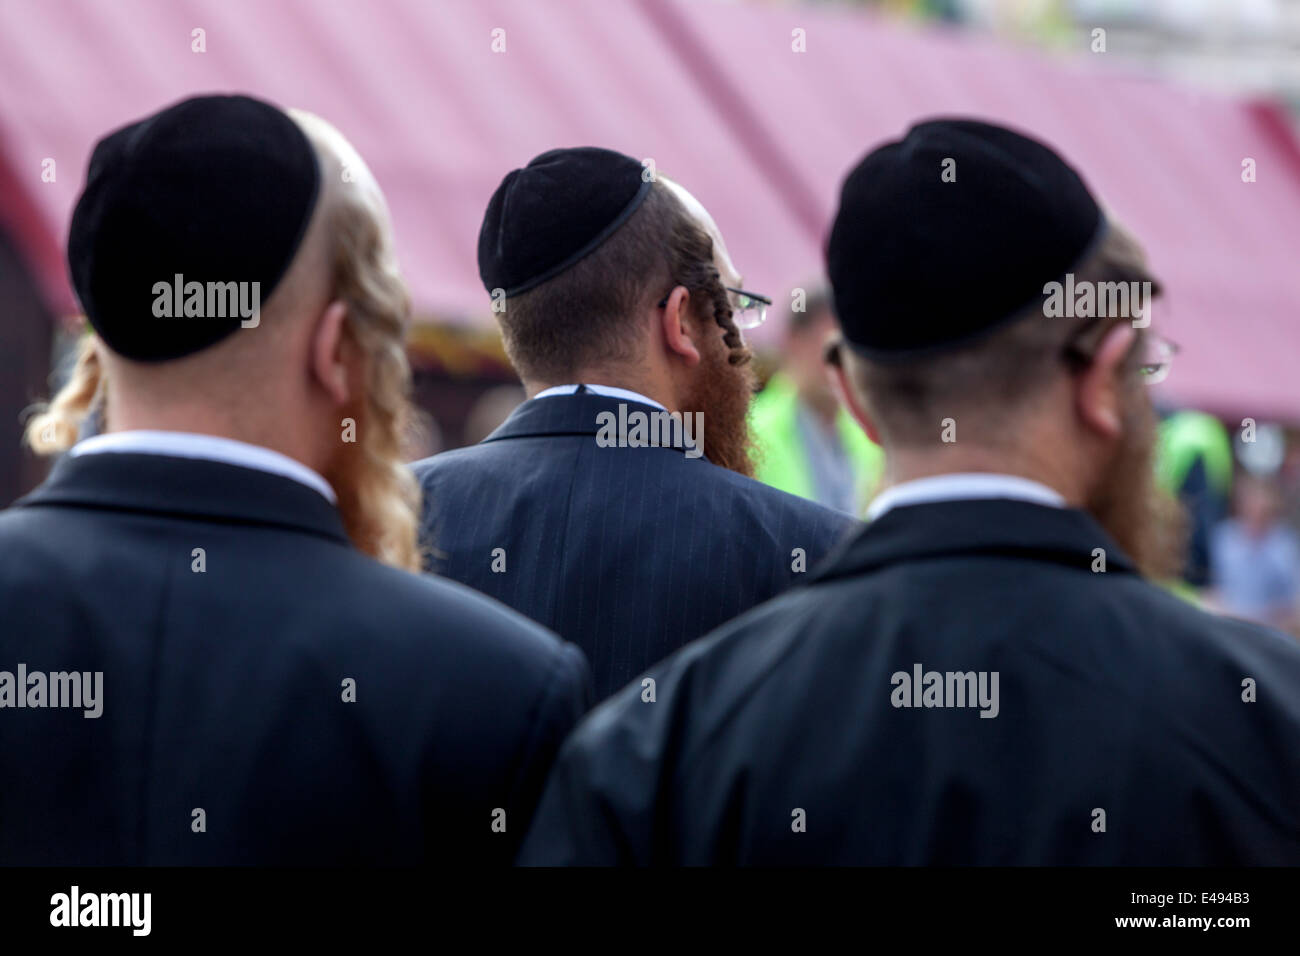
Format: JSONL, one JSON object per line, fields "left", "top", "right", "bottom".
{"left": 1, "top": 0, "right": 1296, "bottom": 419}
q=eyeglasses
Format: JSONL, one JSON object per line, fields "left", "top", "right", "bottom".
{"left": 825, "top": 326, "right": 1179, "bottom": 387}
{"left": 726, "top": 287, "right": 771, "bottom": 330}
{"left": 657, "top": 286, "right": 772, "bottom": 330}
{"left": 1136, "top": 334, "right": 1179, "bottom": 385}
{"left": 1064, "top": 324, "right": 1180, "bottom": 387}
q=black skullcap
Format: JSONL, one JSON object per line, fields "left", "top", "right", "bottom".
{"left": 826, "top": 118, "right": 1104, "bottom": 361}
{"left": 478, "top": 146, "right": 652, "bottom": 297}
{"left": 68, "top": 94, "right": 321, "bottom": 362}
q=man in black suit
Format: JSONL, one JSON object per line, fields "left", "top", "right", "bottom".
{"left": 413, "top": 148, "right": 855, "bottom": 699}
{"left": 518, "top": 120, "right": 1300, "bottom": 865}
{"left": 0, "top": 95, "right": 587, "bottom": 865}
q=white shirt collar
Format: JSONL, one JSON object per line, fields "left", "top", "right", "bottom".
{"left": 532, "top": 383, "right": 667, "bottom": 412}
{"left": 866, "top": 472, "right": 1066, "bottom": 522}
{"left": 69, "top": 430, "right": 337, "bottom": 504}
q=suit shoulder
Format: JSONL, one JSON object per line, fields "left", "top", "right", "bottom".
{"left": 267, "top": 552, "right": 592, "bottom": 737}
{"left": 705, "top": 464, "right": 858, "bottom": 533}
{"left": 0, "top": 504, "right": 91, "bottom": 569}
{"left": 1111, "top": 574, "right": 1300, "bottom": 671}
{"left": 411, "top": 444, "right": 497, "bottom": 484}
{"left": 335, "top": 553, "right": 581, "bottom": 669}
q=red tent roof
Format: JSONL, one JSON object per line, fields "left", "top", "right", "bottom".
{"left": 0, "top": 0, "right": 1297, "bottom": 419}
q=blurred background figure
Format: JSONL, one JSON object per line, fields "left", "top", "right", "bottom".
{"left": 751, "top": 283, "right": 882, "bottom": 514}
{"left": 1208, "top": 475, "right": 1300, "bottom": 631}
{"left": 1155, "top": 408, "right": 1234, "bottom": 589}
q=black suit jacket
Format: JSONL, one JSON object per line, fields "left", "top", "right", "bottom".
{"left": 0, "top": 451, "right": 589, "bottom": 865}
{"left": 412, "top": 392, "right": 857, "bottom": 699}
{"left": 518, "top": 499, "right": 1300, "bottom": 865}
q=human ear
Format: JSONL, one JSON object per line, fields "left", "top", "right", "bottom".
{"left": 1075, "top": 323, "right": 1136, "bottom": 440}
{"left": 310, "top": 300, "right": 351, "bottom": 406}
{"left": 830, "top": 352, "right": 882, "bottom": 445}
{"left": 659, "top": 286, "right": 702, "bottom": 367}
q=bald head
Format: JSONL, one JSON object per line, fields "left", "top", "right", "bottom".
{"left": 660, "top": 175, "right": 741, "bottom": 291}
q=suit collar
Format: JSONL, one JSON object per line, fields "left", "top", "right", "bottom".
{"left": 811, "top": 498, "right": 1137, "bottom": 583}
{"left": 865, "top": 473, "right": 1065, "bottom": 521}
{"left": 14, "top": 451, "right": 351, "bottom": 545}
{"left": 484, "top": 392, "right": 698, "bottom": 453}
{"left": 69, "top": 429, "right": 337, "bottom": 503}
{"left": 531, "top": 383, "right": 667, "bottom": 411}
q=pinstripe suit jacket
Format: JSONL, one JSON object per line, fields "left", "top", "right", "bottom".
{"left": 413, "top": 392, "right": 857, "bottom": 699}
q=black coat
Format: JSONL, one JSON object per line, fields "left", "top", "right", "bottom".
{"left": 413, "top": 392, "right": 857, "bottom": 699}
{"left": 518, "top": 499, "right": 1300, "bottom": 865}
{"left": 0, "top": 451, "right": 589, "bottom": 865}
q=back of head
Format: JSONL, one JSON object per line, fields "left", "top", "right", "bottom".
{"left": 480, "top": 152, "right": 733, "bottom": 385}
{"left": 26, "top": 94, "right": 420, "bottom": 570}
{"left": 477, "top": 147, "right": 757, "bottom": 474}
{"left": 841, "top": 221, "right": 1159, "bottom": 452}
{"left": 826, "top": 118, "right": 1179, "bottom": 576}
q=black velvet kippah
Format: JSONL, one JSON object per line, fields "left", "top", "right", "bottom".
{"left": 478, "top": 146, "right": 652, "bottom": 297}
{"left": 68, "top": 94, "right": 321, "bottom": 362}
{"left": 826, "top": 118, "right": 1104, "bottom": 361}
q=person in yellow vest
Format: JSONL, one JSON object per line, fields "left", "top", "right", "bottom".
{"left": 751, "top": 284, "right": 883, "bottom": 514}
{"left": 1156, "top": 408, "right": 1234, "bottom": 589}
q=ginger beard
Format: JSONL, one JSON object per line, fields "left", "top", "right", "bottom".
{"left": 680, "top": 315, "right": 758, "bottom": 478}
{"left": 1085, "top": 382, "right": 1186, "bottom": 581}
